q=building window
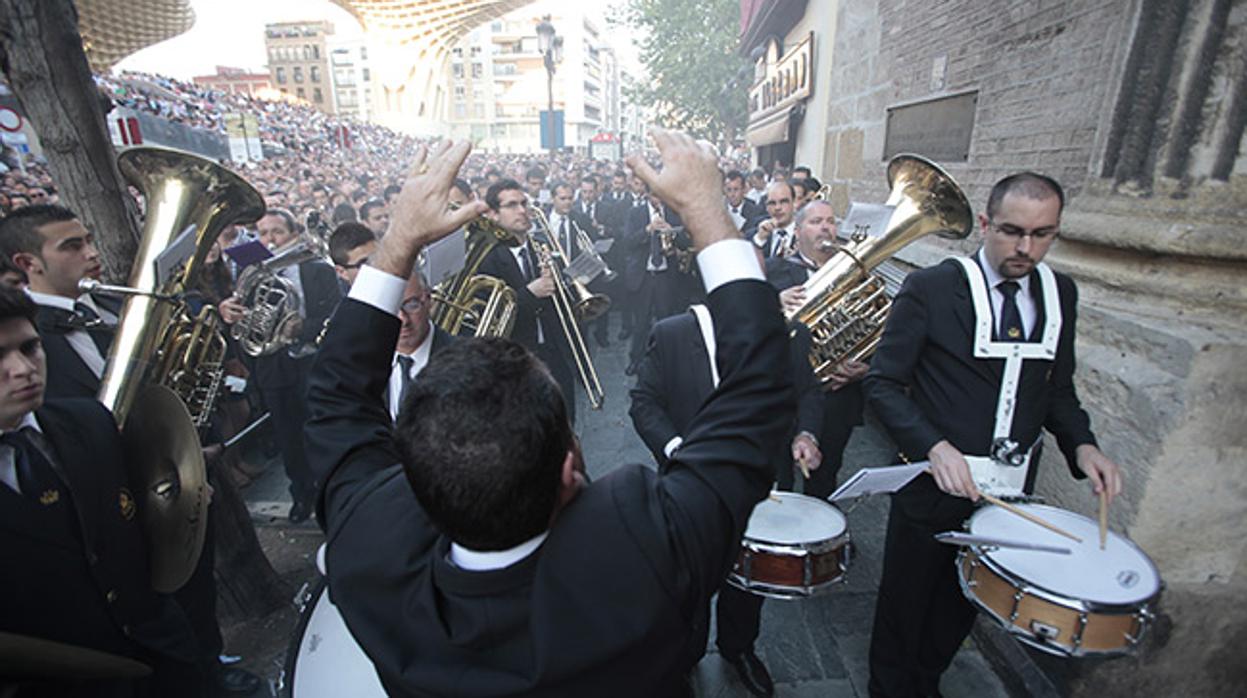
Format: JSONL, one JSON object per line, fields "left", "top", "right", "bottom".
{"left": 313, "top": 88, "right": 323, "bottom": 103}
{"left": 312, "top": 45, "right": 320, "bottom": 59}
{"left": 452, "top": 47, "right": 463, "bottom": 58}
{"left": 275, "top": 67, "right": 286, "bottom": 84}
{"left": 452, "top": 64, "right": 464, "bottom": 79}
{"left": 297, "top": 87, "right": 305, "bottom": 99}
{"left": 361, "top": 68, "right": 370, "bottom": 82}
{"left": 310, "top": 66, "right": 320, "bottom": 83}
{"left": 454, "top": 85, "right": 466, "bottom": 97}
{"left": 470, "top": 46, "right": 482, "bottom": 57}
{"left": 360, "top": 47, "right": 367, "bottom": 60}
{"left": 454, "top": 103, "right": 467, "bottom": 119}
{"left": 474, "top": 103, "right": 485, "bottom": 119}
{"left": 293, "top": 66, "right": 303, "bottom": 83}
{"left": 471, "top": 63, "right": 483, "bottom": 79}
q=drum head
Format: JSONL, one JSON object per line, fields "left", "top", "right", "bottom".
{"left": 282, "top": 578, "right": 387, "bottom": 698}
{"left": 968, "top": 504, "right": 1160, "bottom": 606}
{"left": 744, "top": 492, "right": 847, "bottom": 545}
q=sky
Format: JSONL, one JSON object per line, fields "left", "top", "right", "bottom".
{"left": 115, "top": 0, "right": 642, "bottom": 80}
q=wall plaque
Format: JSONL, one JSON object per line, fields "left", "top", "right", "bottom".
{"left": 883, "top": 91, "right": 978, "bottom": 161}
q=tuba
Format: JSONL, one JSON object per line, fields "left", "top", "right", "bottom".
{"left": 529, "top": 205, "right": 606, "bottom": 410}
{"left": 95, "top": 146, "right": 265, "bottom": 592}
{"left": 430, "top": 213, "right": 519, "bottom": 338}
{"left": 230, "top": 231, "right": 329, "bottom": 357}
{"left": 790, "top": 154, "right": 972, "bottom": 384}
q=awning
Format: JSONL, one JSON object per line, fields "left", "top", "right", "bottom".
{"left": 745, "top": 107, "right": 793, "bottom": 147}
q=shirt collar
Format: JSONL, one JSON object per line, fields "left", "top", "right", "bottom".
{"left": 449, "top": 530, "right": 549, "bottom": 571}
{"left": 2, "top": 412, "right": 42, "bottom": 436}
{"left": 26, "top": 290, "right": 76, "bottom": 312}
{"left": 977, "top": 248, "right": 1032, "bottom": 296}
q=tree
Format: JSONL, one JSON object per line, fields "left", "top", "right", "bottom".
{"left": 0, "top": 0, "right": 140, "bottom": 279}
{"left": 618, "top": 0, "right": 750, "bottom": 143}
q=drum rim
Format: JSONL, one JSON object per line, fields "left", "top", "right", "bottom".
{"left": 278, "top": 577, "right": 328, "bottom": 698}
{"left": 726, "top": 572, "right": 846, "bottom": 599}
{"left": 741, "top": 533, "right": 851, "bottom": 557}
{"left": 956, "top": 549, "right": 1148, "bottom": 657}
{"left": 967, "top": 503, "right": 1162, "bottom": 610}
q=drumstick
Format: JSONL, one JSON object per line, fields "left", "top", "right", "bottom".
{"left": 980, "top": 493, "right": 1083, "bottom": 543}
{"left": 1098, "top": 489, "right": 1108, "bottom": 550}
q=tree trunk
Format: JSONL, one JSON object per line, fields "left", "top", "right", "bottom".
{"left": 0, "top": 0, "right": 138, "bottom": 280}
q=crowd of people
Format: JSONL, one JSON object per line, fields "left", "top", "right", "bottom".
{"left": 0, "top": 65, "right": 1125, "bottom": 698}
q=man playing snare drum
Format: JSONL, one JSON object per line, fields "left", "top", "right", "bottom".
{"left": 864, "top": 172, "right": 1123, "bottom": 697}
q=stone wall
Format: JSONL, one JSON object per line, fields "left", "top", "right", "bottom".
{"left": 809, "top": 0, "right": 1247, "bottom": 694}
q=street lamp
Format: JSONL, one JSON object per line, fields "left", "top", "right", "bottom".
{"left": 536, "top": 16, "right": 562, "bottom": 162}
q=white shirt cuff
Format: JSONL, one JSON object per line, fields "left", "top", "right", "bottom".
{"left": 697, "top": 239, "right": 765, "bottom": 293}
{"left": 663, "top": 435, "right": 684, "bottom": 459}
{"left": 348, "top": 265, "right": 408, "bottom": 315}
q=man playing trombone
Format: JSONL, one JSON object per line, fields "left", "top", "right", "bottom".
{"left": 475, "top": 180, "right": 577, "bottom": 421}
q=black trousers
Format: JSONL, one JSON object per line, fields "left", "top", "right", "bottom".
{"left": 868, "top": 479, "right": 977, "bottom": 698}
{"left": 535, "top": 343, "right": 577, "bottom": 426}
{"left": 258, "top": 375, "right": 315, "bottom": 502}
{"left": 715, "top": 582, "right": 765, "bottom": 657}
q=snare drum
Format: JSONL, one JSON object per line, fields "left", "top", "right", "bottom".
{"left": 957, "top": 503, "right": 1161, "bottom": 657}
{"left": 280, "top": 577, "right": 386, "bottom": 697}
{"left": 729, "top": 492, "right": 851, "bottom": 599}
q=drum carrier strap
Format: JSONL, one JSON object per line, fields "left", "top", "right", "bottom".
{"left": 951, "top": 257, "right": 1063, "bottom": 496}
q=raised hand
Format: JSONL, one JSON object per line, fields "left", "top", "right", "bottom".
{"left": 373, "top": 140, "right": 489, "bottom": 277}
{"left": 626, "top": 129, "right": 735, "bottom": 251}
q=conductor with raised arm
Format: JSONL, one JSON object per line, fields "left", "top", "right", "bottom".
{"left": 304, "top": 131, "right": 794, "bottom": 696}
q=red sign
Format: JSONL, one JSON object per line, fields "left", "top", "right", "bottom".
{"left": 0, "top": 107, "right": 22, "bottom": 133}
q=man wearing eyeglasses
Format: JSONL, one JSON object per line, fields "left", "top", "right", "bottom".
{"left": 864, "top": 173, "right": 1123, "bottom": 698}
{"left": 386, "top": 270, "right": 453, "bottom": 421}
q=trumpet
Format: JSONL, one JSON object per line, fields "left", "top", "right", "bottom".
{"left": 529, "top": 205, "right": 606, "bottom": 410}
{"left": 658, "top": 227, "right": 695, "bottom": 274}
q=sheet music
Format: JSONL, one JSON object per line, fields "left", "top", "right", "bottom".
{"left": 154, "top": 223, "right": 201, "bottom": 286}
{"left": 840, "top": 202, "right": 896, "bottom": 241}
{"left": 422, "top": 228, "right": 466, "bottom": 287}
{"left": 829, "top": 462, "right": 929, "bottom": 502}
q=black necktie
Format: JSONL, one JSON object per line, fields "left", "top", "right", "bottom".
{"left": 649, "top": 225, "right": 664, "bottom": 268}
{"left": 520, "top": 244, "right": 537, "bottom": 281}
{"left": 561, "top": 217, "right": 571, "bottom": 256}
{"left": 997, "top": 281, "right": 1025, "bottom": 341}
{"left": 3, "top": 429, "right": 60, "bottom": 502}
{"left": 396, "top": 355, "right": 415, "bottom": 413}
{"left": 73, "top": 301, "right": 112, "bottom": 355}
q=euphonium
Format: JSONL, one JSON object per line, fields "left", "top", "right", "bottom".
{"left": 529, "top": 205, "right": 606, "bottom": 410}
{"left": 429, "top": 211, "right": 519, "bottom": 338}
{"left": 230, "top": 231, "right": 329, "bottom": 357}
{"left": 94, "top": 145, "right": 265, "bottom": 592}
{"left": 790, "top": 154, "right": 972, "bottom": 384}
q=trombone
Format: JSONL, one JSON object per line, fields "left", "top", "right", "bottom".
{"left": 529, "top": 205, "right": 606, "bottom": 410}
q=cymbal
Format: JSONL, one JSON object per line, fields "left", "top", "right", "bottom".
{"left": 0, "top": 631, "right": 151, "bottom": 679}
{"left": 122, "top": 384, "right": 209, "bottom": 594}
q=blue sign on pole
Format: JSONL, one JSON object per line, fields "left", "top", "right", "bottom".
{"left": 539, "top": 110, "right": 565, "bottom": 149}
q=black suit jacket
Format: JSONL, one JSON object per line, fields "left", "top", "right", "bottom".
{"left": 620, "top": 203, "right": 682, "bottom": 293}
{"left": 304, "top": 278, "right": 792, "bottom": 696}
{"left": 476, "top": 240, "right": 571, "bottom": 358}
{"left": 730, "top": 198, "right": 766, "bottom": 234}
{"left": 0, "top": 399, "right": 198, "bottom": 664}
{"left": 765, "top": 256, "right": 866, "bottom": 428}
{"left": 864, "top": 258, "right": 1095, "bottom": 504}
{"left": 33, "top": 294, "right": 121, "bottom": 401}
{"left": 630, "top": 310, "right": 821, "bottom": 471}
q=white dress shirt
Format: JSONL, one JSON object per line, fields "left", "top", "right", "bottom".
{"left": 752, "top": 223, "right": 794, "bottom": 257}
{"left": 0, "top": 412, "right": 43, "bottom": 494}
{"left": 978, "top": 249, "right": 1037, "bottom": 337}
{"left": 26, "top": 290, "right": 114, "bottom": 379}
{"left": 509, "top": 241, "right": 545, "bottom": 344}
{"left": 347, "top": 238, "right": 763, "bottom": 571}
{"left": 387, "top": 321, "right": 435, "bottom": 420}
{"left": 726, "top": 200, "right": 747, "bottom": 230}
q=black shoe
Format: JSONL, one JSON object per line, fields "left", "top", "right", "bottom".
{"left": 619, "top": 328, "right": 632, "bottom": 340}
{"left": 289, "top": 498, "right": 312, "bottom": 523}
{"left": 212, "top": 664, "right": 261, "bottom": 694}
{"left": 723, "top": 649, "right": 774, "bottom": 697}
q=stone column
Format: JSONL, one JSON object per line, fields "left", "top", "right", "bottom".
{"left": 1025, "top": 0, "right": 1246, "bottom": 694}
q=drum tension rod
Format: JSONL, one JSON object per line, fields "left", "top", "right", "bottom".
{"left": 1009, "top": 590, "right": 1024, "bottom": 622}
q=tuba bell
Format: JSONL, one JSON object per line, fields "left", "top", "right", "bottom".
{"left": 790, "top": 154, "right": 973, "bottom": 385}
{"left": 94, "top": 146, "right": 265, "bottom": 593}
